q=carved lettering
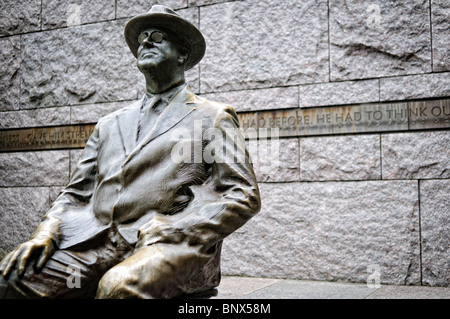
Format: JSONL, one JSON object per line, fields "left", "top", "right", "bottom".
{"left": 1, "top": 99, "right": 449, "bottom": 152}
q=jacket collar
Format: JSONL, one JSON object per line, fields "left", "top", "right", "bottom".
{"left": 118, "top": 84, "right": 197, "bottom": 165}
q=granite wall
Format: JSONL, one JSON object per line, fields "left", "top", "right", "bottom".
{"left": 0, "top": 0, "right": 449, "bottom": 287}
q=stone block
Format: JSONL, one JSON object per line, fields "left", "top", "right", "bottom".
{"left": 202, "top": 86, "right": 299, "bottom": 112}
{"left": 20, "top": 20, "right": 143, "bottom": 109}
{"left": 247, "top": 138, "right": 300, "bottom": 182}
{"left": 244, "top": 279, "right": 375, "bottom": 299}
{"left": 0, "top": 107, "right": 71, "bottom": 129}
{"left": 300, "top": 135, "right": 381, "bottom": 181}
{"left": 0, "top": 36, "right": 21, "bottom": 111}
{"left": 0, "top": 0, "right": 41, "bottom": 36}
{"left": 70, "top": 100, "right": 136, "bottom": 124}
{"left": 42, "top": 0, "right": 115, "bottom": 29}
{"left": 329, "top": 0, "right": 432, "bottom": 80}
{"left": 116, "top": 0, "right": 188, "bottom": 18}
{"left": 299, "top": 80, "right": 379, "bottom": 108}
{"left": 380, "top": 73, "right": 450, "bottom": 102}
{"left": 213, "top": 276, "right": 282, "bottom": 299}
{"left": 431, "top": 0, "right": 450, "bottom": 72}
{"left": 190, "top": 0, "right": 230, "bottom": 6}
{"left": 382, "top": 131, "right": 450, "bottom": 179}
{"left": 420, "top": 179, "right": 450, "bottom": 287}
{"left": 0, "top": 151, "right": 69, "bottom": 187}
{"left": 0, "top": 187, "right": 50, "bottom": 257}
{"left": 199, "top": 0, "right": 329, "bottom": 92}
{"left": 366, "top": 285, "right": 450, "bottom": 299}
{"left": 221, "top": 181, "right": 421, "bottom": 285}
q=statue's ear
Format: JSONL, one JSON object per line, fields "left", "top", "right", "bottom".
{"left": 177, "top": 42, "right": 190, "bottom": 67}
{"left": 178, "top": 51, "right": 189, "bottom": 66}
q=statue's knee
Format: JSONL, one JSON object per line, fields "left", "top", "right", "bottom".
{"left": 96, "top": 266, "right": 137, "bottom": 299}
{"left": 95, "top": 264, "right": 170, "bottom": 299}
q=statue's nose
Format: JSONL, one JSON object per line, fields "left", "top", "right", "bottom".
{"left": 142, "top": 37, "right": 155, "bottom": 48}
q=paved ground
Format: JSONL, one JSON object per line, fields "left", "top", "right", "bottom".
{"left": 212, "top": 276, "right": 450, "bottom": 299}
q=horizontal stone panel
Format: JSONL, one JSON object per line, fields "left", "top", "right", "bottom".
{"left": 41, "top": 0, "right": 115, "bottom": 29}
{"left": 240, "top": 102, "right": 409, "bottom": 138}
{"left": 0, "top": 125, "right": 95, "bottom": 152}
{"left": 0, "top": 187, "right": 51, "bottom": 257}
{"left": 189, "top": 0, "right": 230, "bottom": 6}
{"left": 0, "top": 151, "right": 70, "bottom": 187}
{"left": 199, "top": 0, "right": 329, "bottom": 92}
{"left": 0, "top": 0, "right": 41, "bottom": 36}
{"left": 201, "top": 86, "right": 299, "bottom": 112}
{"left": 299, "top": 80, "right": 379, "bottom": 108}
{"left": 0, "top": 36, "right": 21, "bottom": 111}
{"left": 20, "top": 19, "right": 143, "bottom": 109}
{"left": 221, "top": 181, "right": 421, "bottom": 285}
{"left": 300, "top": 135, "right": 381, "bottom": 181}
{"left": 382, "top": 131, "right": 450, "bottom": 179}
{"left": 247, "top": 138, "right": 300, "bottom": 182}
{"left": 420, "top": 179, "right": 450, "bottom": 286}
{"left": 431, "top": 0, "right": 450, "bottom": 72}
{"left": 2, "top": 98, "right": 450, "bottom": 152}
{"left": 70, "top": 100, "right": 137, "bottom": 124}
{"left": 409, "top": 99, "right": 450, "bottom": 130}
{"left": 329, "top": 0, "right": 432, "bottom": 80}
{"left": 380, "top": 72, "right": 450, "bottom": 102}
{"left": 0, "top": 106, "right": 71, "bottom": 129}
{"left": 116, "top": 0, "right": 188, "bottom": 19}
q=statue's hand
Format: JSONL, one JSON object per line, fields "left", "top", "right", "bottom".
{"left": 0, "top": 236, "right": 55, "bottom": 278}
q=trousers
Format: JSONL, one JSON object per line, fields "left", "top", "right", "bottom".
{"left": 0, "top": 228, "right": 132, "bottom": 299}
{"left": 0, "top": 228, "right": 221, "bottom": 299}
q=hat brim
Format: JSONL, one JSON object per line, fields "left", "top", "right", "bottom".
{"left": 124, "top": 12, "right": 205, "bottom": 71}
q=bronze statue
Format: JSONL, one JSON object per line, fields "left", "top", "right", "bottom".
{"left": 0, "top": 5, "right": 260, "bottom": 299}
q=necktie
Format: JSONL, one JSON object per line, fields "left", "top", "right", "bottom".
{"left": 136, "top": 94, "right": 163, "bottom": 144}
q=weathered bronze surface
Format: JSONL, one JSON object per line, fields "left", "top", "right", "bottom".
{"left": 0, "top": 5, "right": 261, "bottom": 299}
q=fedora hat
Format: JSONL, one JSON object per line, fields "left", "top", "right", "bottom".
{"left": 124, "top": 5, "right": 206, "bottom": 70}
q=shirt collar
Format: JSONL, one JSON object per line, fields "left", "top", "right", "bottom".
{"left": 144, "top": 82, "right": 187, "bottom": 107}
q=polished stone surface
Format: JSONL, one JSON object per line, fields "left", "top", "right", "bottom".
{"left": 214, "top": 276, "right": 450, "bottom": 299}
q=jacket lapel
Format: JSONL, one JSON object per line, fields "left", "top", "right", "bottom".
{"left": 116, "top": 97, "right": 144, "bottom": 157}
{"left": 123, "top": 85, "right": 197, "bottom": 165}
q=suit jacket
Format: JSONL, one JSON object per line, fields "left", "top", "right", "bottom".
{"left": 32, "top": 85, "right": 261, "bottom": 257}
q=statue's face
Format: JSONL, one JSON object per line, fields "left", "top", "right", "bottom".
{"left": 136, "top": 28, "right": 182, "bottom": 74}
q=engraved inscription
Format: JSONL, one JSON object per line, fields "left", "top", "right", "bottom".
{"left": 409, "top": 99, "right": 450, "bottom": 130}
{"left": 238, "top": 102, "right": 409, "bottom": 138}
{"left": 1, "top": 99, "right": 449, "bottom": 152}
{"left": 0, "top": 125, "right": 95, "bottom": 152}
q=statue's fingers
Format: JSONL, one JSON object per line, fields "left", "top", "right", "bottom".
{"left": 17, "top": 246, "right": 33, "bottom": 277}
{"left": 0, "top": 251, "right": 14, "bottom": 275}
{"left": 36, "top": 245, "right": 52, "bottom": 272}
{"left": 2, "top": 248, "right": 22, "bottom": 278}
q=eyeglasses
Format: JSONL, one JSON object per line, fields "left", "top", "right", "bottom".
{"left": 138, "top": 31, "right": 167, "bottom": 45}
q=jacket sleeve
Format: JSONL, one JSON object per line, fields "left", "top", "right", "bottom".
{"left": 30, "top": 125, "right": 100, "bottom": 248}
{"left": 137, "top": 105, "right": 261, "bottom": 252}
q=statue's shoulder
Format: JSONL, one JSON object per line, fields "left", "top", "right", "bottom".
{"left": 96, "top": 98, "right": 143, "bottom": 127}
{"left": 194, "top": 94, "right": 238, "bottom": 120}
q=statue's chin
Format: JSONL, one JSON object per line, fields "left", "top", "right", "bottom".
{"left": 137, "top": 59, "right": 158, "bottom": 75}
